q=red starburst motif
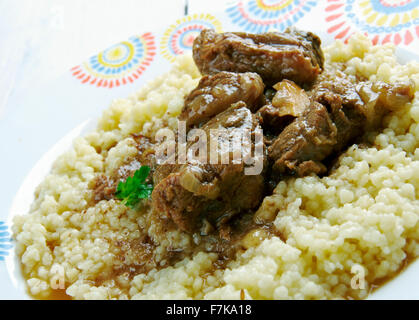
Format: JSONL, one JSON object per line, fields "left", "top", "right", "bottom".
{"left": 71, "top": 33, "right": 156, "bottom": 88}
{"left": 324, "top": 0, "right": 419, "bottom": 46}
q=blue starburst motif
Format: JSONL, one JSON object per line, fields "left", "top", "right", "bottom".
{"left": 226, "top": 0, "right": 317, "bottom": 33}
{"left": 0, "top": 221, "right": 12, "bottom": 262}
{"left": 71, "top": 33, "right": 156, "bottom": 88}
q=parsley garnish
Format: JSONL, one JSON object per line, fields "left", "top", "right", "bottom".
{"left": 115, "top": 166, "right": 153, "bottom": 208}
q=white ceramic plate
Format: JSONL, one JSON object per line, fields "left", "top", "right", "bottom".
{"left": 1, "top": 1, "right": 419, "bottom": 300}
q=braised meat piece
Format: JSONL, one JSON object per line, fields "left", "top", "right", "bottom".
{"left": 258, "top": 80, "right": 311, "bottom": 134}
{"left": 193, "top": 28, "right": 324, "bottom": 87}
{"left": 269, "top": 101, "right": 337, "bottom": 177}
{"left": 180, "top": 71, "right": 265, "bottom": 129}
{"left": 310, "top": 71, "right": 367, "bottom": 152}
{"left": 152, "top": 102, "right": 266, "bottom": 233}
{"left": 357, "top": 80, "right": 416, "bottom": 113}
{"left": 311, "top": 70, "right": 415, "bottom": 151}
{"left": 269, "top": 69, "right": 415, "bottom": 178}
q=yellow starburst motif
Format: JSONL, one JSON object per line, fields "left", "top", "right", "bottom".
{"left": 160, "top": 13, "right": 223, "bottom": 63}
{"left": 325, "top": 0, "right": 419, "bottom": 46}
{"left": 255, "top": 0, "right": 293, "bottom": 11}
{"left": 97, "top": 42, "right": 135, "bottom": 69}
{"left": 71, "top": 33, "right": 156, "bottom": 88}
{"left": 225, "top": 0, "right": 318, "bottom": 33}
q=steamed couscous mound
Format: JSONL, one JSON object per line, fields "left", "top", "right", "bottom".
{"left": 13, "top": 34, "right": 419, "bottom": 300}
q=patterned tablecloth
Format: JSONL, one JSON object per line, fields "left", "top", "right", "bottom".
{"left": 69, "top": 0, "right": 419, "bottom": 88}
{"left": 225, "top": 0, "right": 419, "bottom": 46}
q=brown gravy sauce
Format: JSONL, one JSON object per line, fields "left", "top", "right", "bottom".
{"left": 33, "top": 289, "right": 73, "bottom": 301}
{"left": 96, "top": 211, "right": 281, "bottom": 286}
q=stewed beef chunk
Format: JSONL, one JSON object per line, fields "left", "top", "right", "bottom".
{"left": 152, "top": 102, "right": 266, "bottom": 233}
{"left": 311, "top": 70, "right": 415, "bottom": 151}
{"left": 269, "top": 69, "right": 415, "bottom": 179}
{"left": 193, "top": 28, "right": 324, "bottom": 87}
{"left": 180, "top": 71, "right": 265, "bottom": 128}
{"left": 258, "top": 80, "right": 311, "bottom": 134}
{"left": 357, "top": 80, "right": 416, "bottom": 114}
{"left": 310, "top": 71, "right": 367, "bottom": 152}
{"left": 269, "top": 101, "right": 337, "bottom": 177}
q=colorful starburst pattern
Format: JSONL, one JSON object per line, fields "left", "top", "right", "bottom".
{"left": 71, "top": 33, "right": 156, "bottom": 88}
{"left": 325, "top": 0, "right": 419, "bottom": 45}
{"left": 160, "top": 13, "right": 223, "bottom": 62}
{"left": 226, "top": 0, "right": 317, "bottom": 32}
{"left": 0, "top": 222, "right": 12, "bottom": 262}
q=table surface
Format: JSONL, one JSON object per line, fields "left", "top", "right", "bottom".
{"left": 0, "top": 0, "right": 226, "bottom": 120}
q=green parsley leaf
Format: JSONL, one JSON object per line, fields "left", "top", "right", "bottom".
{"left": 115, "top": 166, "right": 153, "bottom": 208}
